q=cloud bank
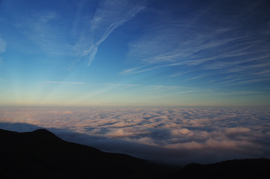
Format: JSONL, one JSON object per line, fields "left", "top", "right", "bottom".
{"left": 0, "top": 106, "right": 270, "bottom": 164}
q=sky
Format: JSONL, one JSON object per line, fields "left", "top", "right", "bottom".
{"left": 0, "top": 0, "right": 270, "bottom": 166}
{"left": 0, "top": 0, "right": 270, "bottom": 106}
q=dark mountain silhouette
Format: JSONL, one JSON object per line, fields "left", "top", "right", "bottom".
{"left": 0, "top": 128, "right": 270, "bottom": 179}
{"left": 0, "top": 128, "right": 172, "bottom": 179}
{"left": 171, "top": 159, "right": 270, "bottom": 179}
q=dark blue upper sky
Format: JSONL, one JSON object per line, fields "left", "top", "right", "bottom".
{"left": 0, "top": 0, "right": 270, "bottom": 106}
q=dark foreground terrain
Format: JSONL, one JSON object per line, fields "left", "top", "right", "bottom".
{"left": 0, "top": 128, "right": 269, "bottom": 179}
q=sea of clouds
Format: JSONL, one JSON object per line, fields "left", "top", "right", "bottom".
{"left": 0, "top": 106, "right": 270, "bottom": 165}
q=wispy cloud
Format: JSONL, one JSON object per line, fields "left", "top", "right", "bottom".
{"left": 102, "top": 83, "right": 140, "bottom": 88}
{"left": 233, "top": 79, "right": 269, "bottom": 85}
{"left": 0, "top": 36, "right": 6, "bottom": 64}
{"left": 122, "top": 1, "right": 270, "bottom": 86}
{"left": 74, "top": 0, "right": 147, "bottom": 65}
{"left": 125, "top": 28, "right": 269, "bottom": 74}
{"left": 14, "top": 10, "right": 74, "bottom": 55}
{"left": 216, "top": 91, "right": 261, "bottom": 96}
{"left": 0, "top": 36, "right": 6, "bottom": 54}
{"left": 121, "top": 65, "right": 165, "bottom": 75}
{"left": 46, "top": 81, "right": 86, "bottom": 85}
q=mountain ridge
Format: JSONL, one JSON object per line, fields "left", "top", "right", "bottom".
{"left": 0, "top": 128, "right": 269, "bottom": 179}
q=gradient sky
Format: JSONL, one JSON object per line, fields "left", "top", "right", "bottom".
{"left": 0, "top": 0, "right": 270, "bottom": 106}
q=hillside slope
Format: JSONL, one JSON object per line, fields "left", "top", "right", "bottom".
{"left": 0, "top": 128, "right": 269, "bottom": 179}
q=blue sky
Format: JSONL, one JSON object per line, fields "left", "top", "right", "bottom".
{"left": 0, "top": 0, "right": 270, "bottom": 106}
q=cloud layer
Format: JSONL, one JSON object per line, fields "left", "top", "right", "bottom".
{"left": 1, "top": 106, "right": 269, "bottom": 164}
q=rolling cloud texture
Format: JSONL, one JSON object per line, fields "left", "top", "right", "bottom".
{"left": 0, "top": 106, "right": 269, "bottom": 164}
